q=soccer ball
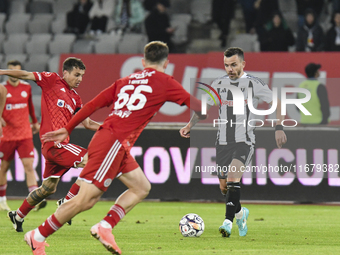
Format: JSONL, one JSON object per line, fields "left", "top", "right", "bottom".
{"left": 179, "top": 213, "right": 205, "bottom": 237}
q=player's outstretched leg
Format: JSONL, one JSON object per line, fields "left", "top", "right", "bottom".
{"left": 236, "top": 207, "right": 249, "bottom": 236}
{"left": 219, "top": 219, "right": 232, "bottom": 237}
{"left": 24, "top": 230, "right": 49, "bottom": 255}
{"left": 90, "top": 223, "right": 121, "bottom": 255}
{"left": 8, "top": 211, "right": 24, "bottom": 232}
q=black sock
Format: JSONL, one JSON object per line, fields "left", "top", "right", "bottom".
{"left": 225, "top": 182, "right": 241, "bottom": 222}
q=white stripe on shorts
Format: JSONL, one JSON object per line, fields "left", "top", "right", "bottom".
{"left": 94, "top": 140, "right": 122, "bottom": 183}
{"left": 63, "top": 144, "right": 81, "bottom": 156}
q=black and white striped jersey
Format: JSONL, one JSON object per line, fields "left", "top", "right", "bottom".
{"left": 207, "top": 72, "right": 273, "bottom": 145}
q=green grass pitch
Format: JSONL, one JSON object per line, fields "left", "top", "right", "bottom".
{"left": 1, "top": 200, "right": 340, "bottom": 255}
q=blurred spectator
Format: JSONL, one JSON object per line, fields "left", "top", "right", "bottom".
{"left": 65, "top": 0, "right": 93, "bottom": 35}
{"left": 298, "top": 63, "right": 330, "bottom": 125}
{"left": 114, "top": 0, "right": 145, "bottom": 33}
{"left": 239, "top": 0, "right": 257, "bottom": 33}
{"left": 143, "top": 0, "right": 170, "bottom": 11}
{"left": 0, "top": 0, "right": 8, "bottom": 14}
{"left": 89, "top": 0, "right": 115, "bottom": 35}
{"left": 144, "top": 0, "right": 176, "bottom": 52}
{"left": 332, "top": 0, "right": 340, "bottom": 12}
{"left": 259, "top": 11, "right": 295, "bottom": 51}
{"left": 212, "top": 0, "right": 236, "bottom": 47}
{"left": 295, "top": 0, "right": 324, "bottom": 27}
{"left": 296, "top": 9, "right": 324, "bottom": 52}
{"left": 325, "top": 11, "right": 340, "bottom": 51}
{"left": 252, "top": 0, "right": 280, "bottom": 32}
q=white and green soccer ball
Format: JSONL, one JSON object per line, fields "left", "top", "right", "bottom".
{"left": 179, "top": 213, "right": 205, "bottom": 237}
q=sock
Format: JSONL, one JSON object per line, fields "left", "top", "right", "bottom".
{"left": 65, "top": 183, "right": 80, "bottom": 200}
{"left": 38, "top": 214, "right": 63, "bottom": 238}
{"left": 0, "top": 196, "right": 6, "bottom": 202}
{"left": 0, "top": 184, "right": 7, "bottom": 197}
{"left": 28, "top": 185, "right": 38, "bottom": 193}
{"left": 33, "top": 228, "right": 46, "bottom": 242}
{"left": 103, "top": 204, "right": 126, "bottom": 229}
{"left": 235, "top": 204, "right": 243, "bottom": 219}
{"left": 225, "top": 182, "right": 241, "bottom": 222}
{"left": 16, "top": 199, "right": 35, "bottom": 220}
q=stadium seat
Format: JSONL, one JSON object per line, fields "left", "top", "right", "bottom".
{"left": 4, "top": 54, "right": 28, "bottom": 64}
{"left": 94, "top": 34, "right": 120, "bottom": 54}
{"left": 190, "top": 0, "right": 212, "bottom": 24}
{"left": 48, "top": 34, "right": 76, "bottom": 54}
{"left": 5, "top": 14, "right": 31, "bottom": 34}
{"left": 28, "top": 14, "right": 54, "bottom": 34}
{"left": 51, "top": 14, "right": 67, "bottom": 34}
{"left": 117, "top": 33, "right": 147, "bottom": 54}
{"left": 25, "top": 54, "right": 50, "bottom": 72}
{"left": 28, "top": 1, "right": 53, "bottom": 14}
{"left": 3, "top": 34, "right": 30, "bottom": 54}
{"left": 72, "top": 39, "right": 94, "bottom": 54}
{"left": 228, "top": 34, "right": 258, "bottom": 52}
{"left": 47, "top": 54, "right": 60, "bottom": 73}
{"left": 170, "top": 14, "right": 192, "bottom": 44}
{"left": 0, "top": 13, "right": 6, "bottom": 33}
{"left": 9, "top": 0, "right": 27, "bottom": 14}
{"left": 168, "top": 0, "right": 191, "bottom": 15}
{"left": 26, "top": 34, "right": 52, "bottom": 54}
{"left": 53, "top": 0, "right": 76, "bottom": 15}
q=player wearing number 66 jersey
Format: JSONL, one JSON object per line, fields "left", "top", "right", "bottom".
{"left": 26, "top": 41, "right": 202, "bottom": 255}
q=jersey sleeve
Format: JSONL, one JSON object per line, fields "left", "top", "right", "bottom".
{"left": 33, "top": 72, "right": 57, "bottom": 90}
{"left": 165, "top": 77, "right": 190, "bottom": 105}
{"left": 65, "top": 84, "right": 116, "bottom": 134}
{"left": 251, "top": 78, "right": 273, "bottom": 103}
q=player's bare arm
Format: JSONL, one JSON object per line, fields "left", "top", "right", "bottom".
{"left": 180, "top": 104, "right": 211, "bottom": 138}
{"left": 31, "top": 122, "right": 40, "bottom": 134}
{"left": 82, "top": 117, "right": 101, "bottom": 131}
{"left": 0, "top": 69, "right": 36, "bottom": 81}
{"left": 273, "top": 99, "right": 287, "bottom": 148}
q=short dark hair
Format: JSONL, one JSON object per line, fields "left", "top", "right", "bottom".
{"left": 144, "top": 41, "right": 169, "bottom": 64}
{"left": 62, "top": 57, "right": 86, "bottom": 72}
{"left": 224, "top": 47, "right": 244, "bottom": 61}
{"left": 7, "top": 60, "right": 22, "bottom": 67}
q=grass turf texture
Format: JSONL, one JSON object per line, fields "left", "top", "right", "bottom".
{"left": 1, "top": 200, "right": 340, "bottom": 255}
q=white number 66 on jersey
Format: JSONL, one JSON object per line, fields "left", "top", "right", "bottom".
{"left": 114, "top": 85, "right": 153, "bottom": 111}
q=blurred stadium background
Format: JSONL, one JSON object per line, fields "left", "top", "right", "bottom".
{"left": 2, "top": 0, "right": 340, "bottom": 204}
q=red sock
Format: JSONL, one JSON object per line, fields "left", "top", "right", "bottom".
{"left": 38, "top": 214, "right": 63, "bottom": 238}
{"left": 0, "top": 184, "right": 7, "bottom": 197}
{"left": 103, "top": 204, "right": 126, "bottom": 229}
{"left": 65, "top": 183, "right": 80, "bottom": 200}
{"left": 28, "top": 185, "right": 38, "bottom": 193}
{"left": 17, "top": 199, "right": 35, "bottom": 218}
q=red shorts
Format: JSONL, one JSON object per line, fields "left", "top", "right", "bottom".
{"left": 0, "top": 138, "right": 35, "bottom": 161}
{"left": 42, "top": 142, "right": 87, "bottom": 179}
{"left": 79, "top": 128, "right": 139, "bottom": 192}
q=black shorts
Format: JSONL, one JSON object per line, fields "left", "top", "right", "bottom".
{"left": 216, "top": 142, "right": 254, "bottom": 179}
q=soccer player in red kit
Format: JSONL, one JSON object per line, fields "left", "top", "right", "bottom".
{"left": 0, "top": 60, "right": 40, "bottom": 212}
{"left": 25, "top": 41, "right": 202, "bottom": 255}
{"left": 0, "top": 57, "right": 100, "bottom": 232}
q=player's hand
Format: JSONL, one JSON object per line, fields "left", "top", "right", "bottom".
{"left": 42, "top": 128, "right": 69, "bottom": 143}
{"left": 0, "top": 118, "right": 6, "bottom": 127}
{"left": 180, "top": 125, "right": 191, "bottom": 138}
{"left": 275, "top": 130, "right": 287, "bottom": 148}
{"left": 31, "top": 122, "right": 40, "bottom": 134}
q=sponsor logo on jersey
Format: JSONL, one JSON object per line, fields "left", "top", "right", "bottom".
{"left": 6, "top": 103, "right": 27, "bottom": 110}
{"left": 21, "top": 91, "right": 28, "bottom": 98}
{"left": 57, "top": 99, "right": 75, "bottom": 114}
{"left": 6, "top": 93, "right": 12, "bottom": 98}
{"left": 43, "top": 72, "right": 52, "bottom": 77}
